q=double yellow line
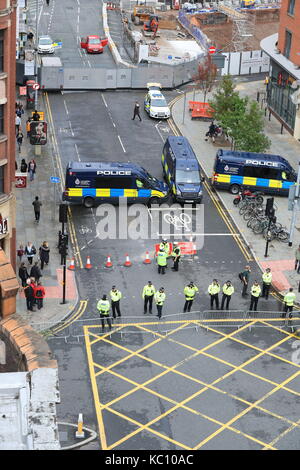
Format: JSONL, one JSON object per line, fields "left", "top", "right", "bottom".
{"left": 51, "top": 300, "right": 88, "bottom": 335}
{"left": 167, "top": 95, "right": 252, "bottom": 262}
{"left": 43, "top": 92, "right": 83, "bottom": 269}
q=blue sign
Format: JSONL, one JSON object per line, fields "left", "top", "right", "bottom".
{"left": 50, "top": 176, "right": 60, "bottom": 183}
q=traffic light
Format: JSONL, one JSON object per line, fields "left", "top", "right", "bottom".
{"left": 59, "top": 203, "right": 68, "bottom": 223}
{"left": 265, "top": 197, "right": 275, "bottom": 218}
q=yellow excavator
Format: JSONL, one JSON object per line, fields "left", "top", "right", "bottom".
{"left": 131, "top": 6, "right": 155, "bottom": 25}
{"left": 240, "top": 0, "right": 255, "bottom": 7}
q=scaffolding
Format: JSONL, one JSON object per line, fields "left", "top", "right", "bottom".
{"left": 216, "top": 2, "right": 256, "bottom": 51}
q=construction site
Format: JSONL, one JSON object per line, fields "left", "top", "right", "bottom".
{"left": 116, "top": 1, "right": 280, "bottom": 64}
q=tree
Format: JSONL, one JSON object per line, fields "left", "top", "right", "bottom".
{"left": 209, "top": 74, "right": 240, "bottom": 119}
{"left": 232, "top": 101, "right": 271, "bottom": 153}
{"left": 193, "top": 54, "right": 217, "bottom": 103}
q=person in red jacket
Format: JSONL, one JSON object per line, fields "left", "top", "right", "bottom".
{"left": 34, "top": 281, "right": 45, "bottom": 310}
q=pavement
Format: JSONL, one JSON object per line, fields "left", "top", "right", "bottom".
{"left": 171, "top": 78, "right": 300, "bottom": 299}
{"left": 15, "top": 97, "right": 78, "bottom": 331}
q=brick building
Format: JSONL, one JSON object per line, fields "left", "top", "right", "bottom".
{"left": 0, "top": 0, "right": 17, "bottom": 271}
{"left": 261, "top": 0, "right": 300, "bottom": 139}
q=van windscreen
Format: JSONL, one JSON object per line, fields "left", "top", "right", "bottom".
{"left": 176, "top": 170, "right": 200, "bottom": 184}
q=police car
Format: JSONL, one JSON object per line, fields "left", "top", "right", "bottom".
{"left": 144, "top": 83, "right": 170, "bottom": 119}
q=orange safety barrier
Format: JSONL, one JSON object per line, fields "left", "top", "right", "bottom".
{"left": 191, "top": 102, "right": 214, "bottom": 120}
{"left": 155, "top": 242, "right": 196, "bottom": 256}
{"left": 188, "top": 101, "right": 200, "bottom": 111}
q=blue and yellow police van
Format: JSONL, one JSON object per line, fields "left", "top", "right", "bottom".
{"left": 161, "top": 136, "right": 204, "bottom": 203}
{"left": 63, "top": 161, "right": 169, "bottom": 208}
{"left": 212, "top": 149, "right": 296, "bottom": 195}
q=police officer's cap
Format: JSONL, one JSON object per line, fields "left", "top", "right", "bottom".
{"left": 112, "top": 285, "right": 116, "bottom": 289}
{"left": 226, "top": 280, "right": 231, "bottom": 284}
{"left": 102, "top": 295, "right": 107, "bottom": 300}
{"left": 162, "top": 238, "right": 167, "bottom": 242}
{"left": 148, "top": 281, "right": 152, "bottom": 284}
{"left": 160, "top": 287, "right": 164, "bottom": 291}
{"left": 189, "top": 281, "right": 194, "bottom": 286}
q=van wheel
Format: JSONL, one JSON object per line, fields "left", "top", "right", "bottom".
{"left": 148, "top": 197, "right": 160, "bottom": 206}
{"left": 229, "top": 184, "right": 240, "bottom": 195}
{"left": 83, "top": 197, "right": 94, "bottom": 208}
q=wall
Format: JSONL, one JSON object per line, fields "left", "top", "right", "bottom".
{"left": 278, "top": 0, "right": 300, "bottom": 67}
{"left": 222, "top": 50, "right": 270, "bottom": 75}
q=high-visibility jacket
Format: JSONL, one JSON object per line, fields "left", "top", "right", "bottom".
{"left": 184, "top": 285, "right": 198, "bottom": 300}
{"left": 155, "top": 291, "right": 166, "bottom": 305}
{"left": 251, "top": 284, "right": 261, "bottom": 298}
{"left": 208, "top": 283, "right": 220, "bottom": 295}
{"left": 222, "top": 284, "right": 234, "bottom": 296}
{"left": 171, "top": 246, "right": 181, "bottom": 258}
{"left": 262, "top": 272, "right": 272, "bottom": 285}
{"left": 142, "top": 284, "right": 155, "bottom": 298}
{"left": 157, "top": 251, "right": 168, "bottom": 266}
{"left": 159, "top": 242, "right": 170, "bottom": 255}
{"left": 97, "top": 299, "right": 110, "bottom": 315}
{"left": 284, "top": 292, "right": 296, "bottom": 306}
{"left": 110, "top": 289, "right": 122, "bottom": 302}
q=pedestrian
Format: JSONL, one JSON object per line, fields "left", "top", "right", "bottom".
{"left": 208, "top": 279, "right": 220, "bottom": 310}
{"left": 24, "top": 278, "right": 35, "bottom": 312}
{"left": 16, "top": 130, "right": 24, "bottom": 152}
{"left": 30, "top": 261, "right": 42, "bottom": 282}
{"left": 27, "top": 31, "right": 34, "bottom": 46}
{"left": 239, "top": 265, "right": 251, "bottom": 297}
{"left": 159, "top": 238, "right": 170, "bottom": 256}
{"left": 32, "top": 110, "right": 40, "bottom": 121}
{"left": 282, "top": 287, "right": 296, "bottom": 318}
{"left": 132, "top": 101, "right": 142, "bottom": 121}
{"left": 32, "top": 196, "right": 42, "bottom": 223}
{"left": 34, "top": 281, "right": 45, "bottom": 310}
{"left": 18, "top": 262, "right": 29, "bottom": 288}
{"left": 28, "top": 159, "right": 36, "bottom": 181}
{"left": 142, "top": 281, "right": 155, "bottom": 314}
{"left": 221, "top": 280, "right": 234, "bottom": 310}
{"left": 171, "top": 242, "right": 181, "bottom": 271}
{"left": 157, "top": 248, "right": 168, "bottom": 275}
{"left": 183, "top": 281, "right": 199, "bottom": 312}
{"left": 110, "top": 285, "right": 122, "bottom": 319}
{"left": 154, "top": 287, "right": 166, "bottom": 319}
{"left": 205, "top": 121, "right": 217, "bottom": 143}
{"left": 97, "top": 295, "right": 112, "bottom": 333}
{"left": 26, "top": 117, "right": 32, "bottom": 138}
{"left": 15, "top": 114, "right": 21, "bottom": 134}
{"left": 46, "top": 0, "right": 50, "bottom": 5}
{"left": 249, "top": 281, "right": 261, "bottom": 311}
{"left": 39, "top": 241, "right": 50, "bottom": 269}
{"left": 295, "top": 245, "right": 300, "bottom": 273}
{"left": 17, "top": 244, "right": 25, "bottom": 263}
{"left": 20, "top": 158, "right": 27, "bottom": 173}
{"left": 25, "top": 242, "right": 36, "bottom": 265}
{"left": 262, "top": 268, "right": 272, "bottom": 300}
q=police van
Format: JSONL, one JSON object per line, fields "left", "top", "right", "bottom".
{"left": 212, "top": 149, "right": 296, "bottom": 195}
{"left": 162, "top": 136, "right": 204, "bottom": 203}
{"left": 63, "top": 162, "right": 169, "bottom": 207}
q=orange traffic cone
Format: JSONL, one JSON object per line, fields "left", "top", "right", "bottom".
{"left": 143, "top": 251, "right": 151, "bottom": 264}
{"left": 68, "top": 258, "right": 75, "bottom": 270}
{"left": 124, "top": 253, "right": 132, "bottom": 267}
{"left": 105, "top": 255, "right": 113, "bottom": 268}
{"left": 85, "top": 255, "right": 92, "bottom": 269}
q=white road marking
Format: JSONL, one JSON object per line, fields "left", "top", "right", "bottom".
{"left": 157, "top": 233, "right": 241, "bottom": 237}
{"left": 155, "top": 122, "right": 165, "bottom": 142}
{"left": 69, "top": 121, "right": 74, "bottom": 137}
{"left": 118, "top": 135, "right": 126, "bottom": 153}
{"left": 63, "top": 100, "right": 69, "bottom": 115}
{"left": 101, "top": 93, "right": 108, "bottom": 108}
{"left": 75, "top": 143, "right": 81, "bottom": 161}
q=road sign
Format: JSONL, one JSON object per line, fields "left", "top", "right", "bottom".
{"left": 209, "top": 46, "right": 216, "bottom": 55}
{"left": 50, "top": 176, "right": 60, "bottom": 183}
{"left": 32, "top": 83, "right": 40, "bottom": 90}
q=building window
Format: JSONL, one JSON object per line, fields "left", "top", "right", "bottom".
{"left": 284, "top": 30, "right": 292, "bottom": 59}
{"left": 287, "top": 0, "right": 295, "bottom": 15}
{"left": 0, "top": 30, "right": 3, "bottom": 73}
{"left": 0, "top": 165, "right": 4, "bottom": 194}
{"left": 0, "top": 105, "right": 3, "bottom": 134}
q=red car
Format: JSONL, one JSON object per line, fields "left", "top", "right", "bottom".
{"left": 80, "top": 35, "right": 108, "bottom": 53}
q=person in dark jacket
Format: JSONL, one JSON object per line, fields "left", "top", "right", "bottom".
{"left": 132, "top": 101, "right": 142, "bottom": 121}
{"left": 20, "top": 159, "right": 27, "bottom": 173}
{"left": 24, "top": 278, "right": 35, "bottom": 311}
{"left": 16, "top": 131, "right": 24, "bottom": 152}
{"left": 39, "top": 241, "right": 50, "bottom": 269}
{"left": 32, "top": 196, "right": 42, "bottom": 223}
{"left": 19, "top": 262, "right": 29, "bottom": 288}
{"left": 34, "top": 281, "right": 45, "bottom": 310}
{"left": 30, "top": 261, "right": 42, "bottom": 282}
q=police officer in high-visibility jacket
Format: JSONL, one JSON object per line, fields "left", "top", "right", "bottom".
{"left": 283, "top": 287, "right": 296, "bottom": 318}
{"left": 249, "top": 281, "right": 261, "bottom": 311}
{"left": 221, "top": 281, "right": 234, "bottom": 310}
{"left": 171, "top": 242, "right": 181, "bottom": 272}
{"left": 208, "top": 279, "right": 220, "bottom": 309}
{"left": 262, "top": 268, "right": 272, "bottom": 300}
{"left": 159, "top": 238, "right": 171, "bottom": 256}
{"left": 97, "top": 295, "right": 112, "bottom": 332}
{"left": 154, "top": 287, "right": 166, "bottom": 319}
{"left": 142, "top": 281, "right": 156, "bottom": 314}
{"left": 157, "top": 248, "right": 168, "bottom": 275}
{"left": 110, "top": 285, "right": 122, "bottom": 319}
{"left": 183, "top": 282, "right": 199, "bottom": 312}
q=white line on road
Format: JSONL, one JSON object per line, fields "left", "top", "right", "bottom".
{"left": 157, "top": 233, "right": 241, "bottom": 237}
{"left": 74, "top": 143, "right": 81, "bottom": 161}
{"left": 69, "top": 121, "right": 74, "bottom": 137}
{"left": 101, "top": 93, "right": 108, "bottom": 108}
{"left": 154, "top": 122, "right": 165, "bottom": 142}
{"left": 118, "top": 135, "right": 126, "bottom": 153}
{"left": 63, "top": 100, "right": 69, "bottom": 115}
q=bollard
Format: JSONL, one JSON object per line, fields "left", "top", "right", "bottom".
{"left": 75, "top": 413, "right": 85, "bottom": 438}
